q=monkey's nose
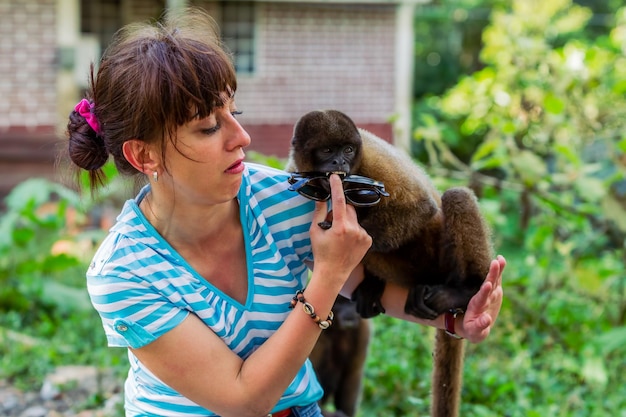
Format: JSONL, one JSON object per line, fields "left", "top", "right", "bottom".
{"left": 332, "top": 160, "right": 350, "bottom": 171}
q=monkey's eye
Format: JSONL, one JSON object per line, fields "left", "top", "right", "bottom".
{"left": 322, "top": 147, "right": 332, "bottom": 154}
{"left": 344, "top": 146, "right": 354, "bottom": 154}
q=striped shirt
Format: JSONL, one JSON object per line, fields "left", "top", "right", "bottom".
{"left": 87, "top": 163, "right": 323, "bottom": 416}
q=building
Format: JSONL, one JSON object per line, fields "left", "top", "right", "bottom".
{"left": 0, "top": 0, "right": 424, "bottom": 198}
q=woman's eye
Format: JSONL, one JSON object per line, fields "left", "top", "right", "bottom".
{"left": 201, "top": 110, "right": 242, "bottom": 134}
{"left": 202, "top": 123, "right": 220, "bottom": 135}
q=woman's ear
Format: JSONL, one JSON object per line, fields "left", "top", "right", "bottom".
{"left": 122, "top": 140, "right": 159, "bottom": 175}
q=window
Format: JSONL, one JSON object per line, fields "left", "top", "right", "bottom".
{"left": 220, "top": 1, "right": 256, "bottom": 74}
{"left": 80, "top": 0, "right": 123, "bottom": 48}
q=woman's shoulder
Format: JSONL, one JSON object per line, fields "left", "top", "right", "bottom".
{"left": 89, "top": 193, "right": 173, "bottom": 277}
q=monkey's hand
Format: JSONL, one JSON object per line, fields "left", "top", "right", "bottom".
{"left": 404, "top": 285, "right": 440, "bottom": 320}
{"left": 318, "top": 210, "right": 333, "bottom": 230}
{"left": 405, "top": 282, "right": 485, "bottom": 320}
{"left": 458, "top": 255, "right": 505, "bottom": 343}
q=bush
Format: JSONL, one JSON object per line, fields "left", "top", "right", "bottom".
{"left": 0, "top": 177, "right": 127, "bottom": 399}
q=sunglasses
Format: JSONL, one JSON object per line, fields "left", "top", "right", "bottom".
{"left": 288, "top": 171, "right": 389, "bottom": 207}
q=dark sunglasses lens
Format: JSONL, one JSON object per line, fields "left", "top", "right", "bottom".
{"left": 344, "top": 188, "right": 381, "bottom": 206}
{"left": 298, "top": 177, "right": 331, "bottom": 201}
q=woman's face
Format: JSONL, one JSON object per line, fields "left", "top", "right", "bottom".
{"left": 159, "top": 96, "right": 251, "bottom": 206}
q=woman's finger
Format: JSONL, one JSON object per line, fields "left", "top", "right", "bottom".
{"left": 485, "top": 257, "right": 502, "bottom": 288}
{"left": 496, "top": 255, "right": 506, "bottom": 287}
{"left": 328, "top": 174, "right": 347, "bottom": 223}
{"left": 468, "top": 257, "right": 502, "bottom": 315}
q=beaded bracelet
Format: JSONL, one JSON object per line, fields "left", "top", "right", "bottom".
{"left": 289, "top": 289, "right": 334, "bottom": 329}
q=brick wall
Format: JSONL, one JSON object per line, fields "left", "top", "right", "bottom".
{"left": 236, "top": 3, "right": 397, "bottom": 157}
{"left": 0, "top": 0, "right": 57, "bottom": 130}
{"left": 0, "top": 0, "right": 58, "bottom": 198}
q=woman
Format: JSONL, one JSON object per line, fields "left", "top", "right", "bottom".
{"left": 66, "top": 8, "right": 505, "bottom": 417}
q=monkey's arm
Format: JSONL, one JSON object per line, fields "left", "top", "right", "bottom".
{"left": 341, "top": 256, "right": 505, "bottom": 343}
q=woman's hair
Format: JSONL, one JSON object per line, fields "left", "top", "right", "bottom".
{"left": 66, "top": 7, "right": 237, "bottom": 190}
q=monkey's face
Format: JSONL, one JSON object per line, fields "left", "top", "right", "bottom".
{"left": 291, "top": 110, "right": 363, "bottom": 173}
{"left": 309, "top": 143, "right": 358, "bottom": 173}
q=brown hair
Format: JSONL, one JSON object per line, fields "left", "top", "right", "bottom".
{"left": 66, "top": 7, "right": 237, "bottom": 191}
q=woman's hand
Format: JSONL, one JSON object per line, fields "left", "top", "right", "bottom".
{"left": 309, "top": 174, "right": 372, "bottom": 289}
{"left": 459, "top": 255, "right": 506, "bottom": 343}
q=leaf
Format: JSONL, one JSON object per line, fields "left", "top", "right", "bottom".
{"left": 543, "top": 93, "right": 565, "bottom": 115}
{"left": 601, "top": 194, "right": 626, "bottom": 233}
{"left": 12, "top": 227, "right": 36, "bottom": 247}
{"left": 552, "top": 6, "right": 592, "bottom": 34}
{"left": 0, "top": 211, "right": 19, "bottom": 249}
{"left": 4, "top": 179, "right": 80, "bottom": 212}
{"left": 42, "top": 281, "right": 92, "bottom": 312}
{"left": 554, "top": 143, "right": 581, "bottom": 167}
{"left": 511, "top": 150, "right": 547, "bottom": 185}
{"left": 471, "top": 155, "right": 508, "bottom": 170}
{"left": 588, "top": 326, "right": 626, "bottom": 356}
{"left": 581, "top": 355, "right": 608, "bottom": 388}
{"left": 574, "top": 177, "right": 606, "bottom": 202}
{"left": 612, "top": 79, "right": 626, "bottom": 94}
{"left": 42, "top": 253, "right": 82, "bottom": 273}
{"left": 617, "top": 137, "right": 626, "bottom": 153}
{"left": 471, "top": 138, "right": 500, "bottom": 162}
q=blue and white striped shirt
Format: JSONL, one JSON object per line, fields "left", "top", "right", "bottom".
{"left": 87, "top": 163, "right": 323, "bottom": 416}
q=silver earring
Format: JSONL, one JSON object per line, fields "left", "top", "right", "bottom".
{"left": 152, "top": 171, "right": 158, "bottom": 182}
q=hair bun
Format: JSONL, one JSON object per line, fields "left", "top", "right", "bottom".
{"left": 67, "top": 112, "right": 109, "bottom": 171}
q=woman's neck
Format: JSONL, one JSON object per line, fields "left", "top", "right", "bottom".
{"left": 140, "top": 191, "right": 241, "bottom": 251}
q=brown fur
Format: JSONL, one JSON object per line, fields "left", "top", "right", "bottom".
{"left": 309, "top": 296, "right": 370, "bottom": 417}
{"left": 287, "top": 110, "right": 494, "bottom": 417}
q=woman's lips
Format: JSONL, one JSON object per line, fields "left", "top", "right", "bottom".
{"left": 225, "top": 158, "right": 245, "bottom": 174}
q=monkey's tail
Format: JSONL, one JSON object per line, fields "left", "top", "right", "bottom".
{"left": 431, "top": 329, "right": 465, "bottom": 417}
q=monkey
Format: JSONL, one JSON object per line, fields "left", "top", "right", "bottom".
{"left": 286, "top": 109, "right": 494, "bottom": 417}
{"left": 309, "top": 295, "right": 371, "bottom": 417}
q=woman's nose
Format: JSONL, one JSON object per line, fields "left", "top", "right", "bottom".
{"left": 226, "top": 114, "right": 251, "bottom": 150}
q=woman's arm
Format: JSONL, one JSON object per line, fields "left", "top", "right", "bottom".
{"left": 129, "top": 174, "right": 372, "bottom": 417}
{"left": 341, "top": 255, "right": 506, "bottom": 344}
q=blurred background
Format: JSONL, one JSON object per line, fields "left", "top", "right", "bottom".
{"left": 1, "top": 0, "right": 625, "bottom": 416}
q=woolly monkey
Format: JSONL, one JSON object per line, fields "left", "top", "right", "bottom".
{"left": 286, "top": 109, "right": 493, "bottom": 417}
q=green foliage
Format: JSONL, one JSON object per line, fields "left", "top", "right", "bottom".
{"left": 413, "top": 0, "right": 511, "bottom": 98}
{"left": 361, "top": 317, "right": 435, "bottom": 416}
{"left": 246, "top": 150, "right": 288, "bottom": 169}
{"left": 361, "top": 1, "right": 626, "bottom": 416}
{"left": 0, "top": 179, "right": 87, "bottom": 318}
{"left": 0, "top": 176, "right": 127, "bottom": 397}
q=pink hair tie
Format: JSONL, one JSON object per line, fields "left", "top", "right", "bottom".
{"left": 74, "top": 99, "right": 101, "bottom": 135}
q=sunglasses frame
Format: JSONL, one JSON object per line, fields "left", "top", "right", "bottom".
{"left": 288, "top": 171, "right": 389, "bottom": 207}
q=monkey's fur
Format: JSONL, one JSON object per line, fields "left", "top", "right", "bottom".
{"left": 309, "top": 295, "right": 370, "bottom": 417}
{"left": 286, "top": 110, "right": 494, "bottom": 417}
